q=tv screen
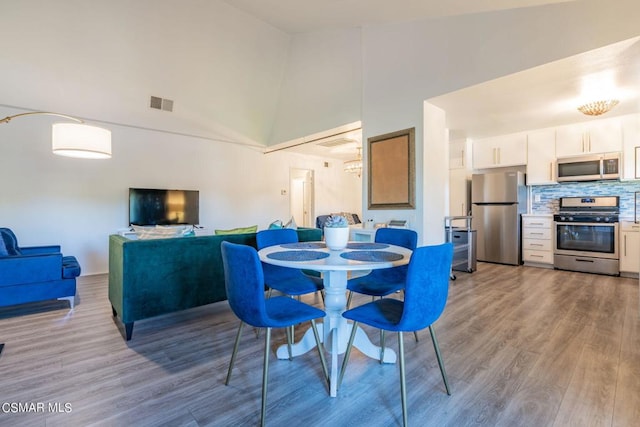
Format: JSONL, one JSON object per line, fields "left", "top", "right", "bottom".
{"left": 129, "top": 188, "right": 199, "bottom": 226}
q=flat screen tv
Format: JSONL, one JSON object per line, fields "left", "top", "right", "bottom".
{"left": 129, "top": 188, "right": 199, "bottom": 226}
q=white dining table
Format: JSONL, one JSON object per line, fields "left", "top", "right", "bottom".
{"left": 257, "top": 241, "right": 412, "bottom": 397}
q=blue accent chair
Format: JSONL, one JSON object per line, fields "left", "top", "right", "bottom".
{"left": 256, "top": 229, "right": 324, "bottom": 298}
{"left": 221, "top": 241, "right": 328, "bottom": 427}
{"left": 339, "top": 243, "right": 454, "bottom": 427}
{"left": 346, "top": 228, "right": 418, "bottom": 306}
{"left": 0, "top": 228, "right": 80, "bottom": 309}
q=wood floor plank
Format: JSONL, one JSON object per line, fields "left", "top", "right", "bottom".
{"left": 0, "top": 264, "right": 638, "bottom": 426}
{"left": 612, "top": 279, "right": 640, "bottom": 427}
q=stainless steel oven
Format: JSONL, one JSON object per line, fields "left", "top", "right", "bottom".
{"left": 553, "top": 196, "right": 620, "bottom": 276}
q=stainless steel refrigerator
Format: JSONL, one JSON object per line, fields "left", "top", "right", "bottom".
{"left": 471, "top": 171, "right": 527, "bottom": 265}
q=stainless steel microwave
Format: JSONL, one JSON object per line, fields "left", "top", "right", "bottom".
{"left": 556, "top": 153, "right": 620, "bottom": 182}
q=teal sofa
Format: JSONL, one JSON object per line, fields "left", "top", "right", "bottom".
{"left": 108, "top": 228, "right": 321, "bottom": 340}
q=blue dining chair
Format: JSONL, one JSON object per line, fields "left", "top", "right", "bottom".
{"left": 339, "top": 243, "right": 454, "bottom": 427}
{"left": 256, "top": 229, "right": 324, "bottom": 299}
{"left": 346, "top": 228, "right": 418, "bottom": 307}
{"left": 221, "top": 241, "right": 329, "bottom": 427}
{"left": 347, "top": 228, "right": 418, "bottom": 345}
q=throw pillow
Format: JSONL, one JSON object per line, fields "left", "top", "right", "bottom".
{"left": 332, "top": 212, "right": 356, "bottom": 225}
{"left": 283, "top": 216, "right": 297, "bottom": 229}
{"left": 268, "top": 220, "right": 283, "bottom": 230}
{"left": 215, "top": 225, "right": 258, "bottom": 235}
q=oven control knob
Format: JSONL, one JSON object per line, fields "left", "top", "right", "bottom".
{"left": 568, "top": 216, "right": 574, "bottom": 221}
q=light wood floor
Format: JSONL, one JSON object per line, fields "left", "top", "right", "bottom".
{"left": 1, "top": 263, "right": 638, "bottom": 427}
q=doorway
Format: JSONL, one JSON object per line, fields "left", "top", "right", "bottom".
{"left": 290, "top": 168, "right": 315, "bottom": 227}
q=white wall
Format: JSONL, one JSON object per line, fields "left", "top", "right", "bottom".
{"left": 0, "top": 106, "right": 359, "bottom": 275}
{"left": 269, "top": 28, "right": 363, "bottom": 145}
{"left": 422, "top": 103, "right": 448, "bottom": 244}
{"left": 0, "top": 0, "right": 290, "bottom": 145}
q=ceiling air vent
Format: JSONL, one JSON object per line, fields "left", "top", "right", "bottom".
{"left": 317, "top": 137, "right": 357, "bottom": 148}
{"left": 150, "top": 96, "right": 174, "bottom": 112}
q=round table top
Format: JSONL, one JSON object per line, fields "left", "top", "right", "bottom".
{"left": 257, "top": 241, "right": 412, "bottom": 273}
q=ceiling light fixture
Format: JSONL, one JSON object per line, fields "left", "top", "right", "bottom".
{"left": 344, "top": 147, "right": 362, "bottom": 177}
{"left": 577, "top": 99, "right": 619, "bottom": 116}
{"left": 1, "top": 111, "right": 112, "bottom": 159}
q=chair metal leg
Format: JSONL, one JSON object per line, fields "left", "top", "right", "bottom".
{"left": 225, "top": 321, "right": 245, "bottom": 385}
{"left": 310, "top": 319, "right": 329, "bottom": 386}
{"left": 413, "top": 331, "right": 419, "bottom": 342}
{"left": 261, "top": 327, "right": 271, "bottom": 427}
{"left": 286, "top": 325, "right": 293, "bottom": 361}
{"left": 379, "top": 330, "right": 385, "bottom": 364}
{"left": 255, "top": 289, "right": 274, "bottom": 340}
{"left": 338, "top": 320, "right": 359, "bottom": 389}
{"left": 346, "top": 291, "right": 353, "bottom": 309}
{"left": 398, "top": 331, "right": 408, "bottom": 427}
{"left": 429, "top": 325, "right": 451, "bottom": 395}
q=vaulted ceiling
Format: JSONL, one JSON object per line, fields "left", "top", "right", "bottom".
{"left": 222, "top": 0, "right": 575, "bottom": 34}
{"left": 226, "top": 0, "right": 639, "bottom": 160}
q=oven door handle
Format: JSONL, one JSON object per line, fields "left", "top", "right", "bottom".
{"left": 555, "top": 221, "right": 617, "bottom": 227}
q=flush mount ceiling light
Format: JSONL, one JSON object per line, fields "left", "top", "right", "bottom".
{"left": 344, "top": 147, "right": 362, "bottom": 177}
{"left": 577, "top": 99, "right": 619, "bottom": 116}
{"left": 1, "top": 111, "right": 111, "bottom": 159}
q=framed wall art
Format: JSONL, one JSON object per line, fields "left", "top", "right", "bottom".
{"left": 368, "top": 127, "right": 415, "bottom": 210}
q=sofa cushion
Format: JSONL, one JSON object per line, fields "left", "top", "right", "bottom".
{"left": 215, "top": 225, "right": 258, "bottom": 235}
{"left": 130, "top": 225, "right": 194, "bottom": 240}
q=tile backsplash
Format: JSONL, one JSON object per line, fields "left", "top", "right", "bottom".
{"left": 530, "top": 180, "right": 640, "bottom": 218}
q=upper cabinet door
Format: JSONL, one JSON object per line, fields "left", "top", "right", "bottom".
{"left": 621, "top": 114, "right": 640, "bottom": 180}
{"left": 526, "top": 128, "right": 556, "bottom": 185}
{"left": 473, "top": 132, "right": 527, "bottom": 169}
{"left": 555, "top": 117, "right": 622, "bottom": 157}
{"left": 587, "top": 117, "right": 622, "bottom": 153}
{"left": 449, "top": 139, "right": 469, "bottom": 169}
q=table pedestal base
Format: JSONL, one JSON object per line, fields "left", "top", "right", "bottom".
{"left": 276, "top": 320, "right": 396, "bottom": 397}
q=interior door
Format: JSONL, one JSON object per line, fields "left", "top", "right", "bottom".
{"left": 290, "top": 168, "right": 314, "bottom": 227}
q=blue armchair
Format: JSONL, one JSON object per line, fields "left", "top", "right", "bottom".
{"left": 0, "top": 228, "right": 80, "bottom": 309}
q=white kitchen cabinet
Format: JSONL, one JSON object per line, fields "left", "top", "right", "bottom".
{"left": 555, "top": 117, "right": 622, "bottom": 158}
{"left": 621, "top": 114, "right": 640, "bottom": 180}
{"left": 350, "top": 227, "right": 376, "bottom": 242}
{"left": 472, "top": 132, "right": 527, "bottom": 169}
{"left": 522, "top": 215, "right": 553, "bottom": 266}
{"left": 449, "top": 138, "right": 471, "bottom": 170}
{"left": 449, "top": 168, "right": 470, "bottom": 216}
{"left": 526, "top": 128, "right": 557, "bottom": 185}
{"left": 620, "top": 221, "right": 640, "bottom": 275}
